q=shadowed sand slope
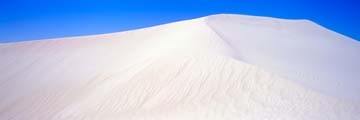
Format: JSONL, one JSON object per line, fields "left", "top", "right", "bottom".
{"left": 205, "top": 14, "right": 360, "bottom": 100}
{"left": 0, "top": 14, "right": 359, "bottom": 120}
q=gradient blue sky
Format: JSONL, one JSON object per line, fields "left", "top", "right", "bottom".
{"left": 0, "top": 0, "right": 359, "bottom": 42}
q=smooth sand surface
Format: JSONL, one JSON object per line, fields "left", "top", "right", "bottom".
{"left": 0, "top": 14, "right": 359, "bottom": 120}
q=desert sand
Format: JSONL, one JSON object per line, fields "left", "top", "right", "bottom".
{"left": 0, "top": 14, "right": 359, "bottom": 120}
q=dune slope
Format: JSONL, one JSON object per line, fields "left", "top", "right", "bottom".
{"left": 0, "top": 14, "right": 359, "bottom": 120}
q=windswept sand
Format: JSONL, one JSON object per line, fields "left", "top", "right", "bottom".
{"left": 0, "top": 14, "right": 359, "bottom": 120}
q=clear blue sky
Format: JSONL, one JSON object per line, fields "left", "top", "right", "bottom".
{"left": 0, "top": 0, "right": 359, "bottom": 42}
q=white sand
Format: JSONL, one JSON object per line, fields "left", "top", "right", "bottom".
{"left": 0, "top": 14, "right": 359, "bottom": 120}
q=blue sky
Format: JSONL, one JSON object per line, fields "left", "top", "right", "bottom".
{"left": 0, "top": 0, "right": 359, "bottom": 42}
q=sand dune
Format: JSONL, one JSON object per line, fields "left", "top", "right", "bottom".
{"left": 0, "top": 14, "right": 359, "bottom": 120}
